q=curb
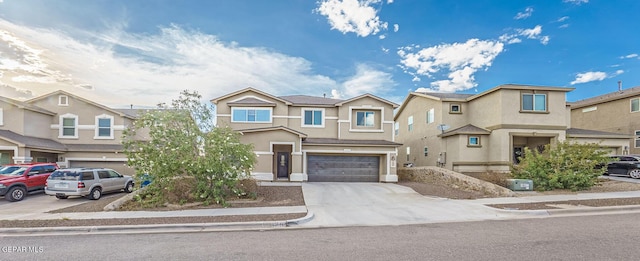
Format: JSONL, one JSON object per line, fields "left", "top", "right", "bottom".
{"left": 489, "top": 204, "right": 640, "bottom": 216}
{"left": 0, "top": 211, "right": 315, "bottom": 236}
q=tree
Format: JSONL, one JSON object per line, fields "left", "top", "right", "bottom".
{"left": 511, "top": 140, "right": 610, "bottom": 191}
{"left": 122, "top": 90, "right": 256, "bottom": 207}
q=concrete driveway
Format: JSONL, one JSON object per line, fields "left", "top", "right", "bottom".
{"left": 300, "top": 183, "right": 516, "bottom": 227}
{"left": 0, "top": 193, "right": 117, "bottom": 220}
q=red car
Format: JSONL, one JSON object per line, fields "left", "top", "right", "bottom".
{"left": 0, "top": 163, "right": 59, "bottom": 202}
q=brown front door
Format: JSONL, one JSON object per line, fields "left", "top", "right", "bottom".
{"left": 277, "top": 152, "right": 289, "bottom": 179}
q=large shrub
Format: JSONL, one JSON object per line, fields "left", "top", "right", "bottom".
{"left": 511, "top": 141, "right": 609, "bottom": 191}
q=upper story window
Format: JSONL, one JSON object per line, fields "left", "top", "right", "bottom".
{"left": 631, "top": 98, "right": 639, "bottom": 113}
{"left": 302, "top": 108, "right": 324, "bottom": 127}
{"left": 0, "top": 108, "right": 3, "bottom": 126}
{"left": 394, "top": 122, "right": 399, "bottom": 136}
{"left": 60, "top": 114, "right": 78, "bottom": 138}
{"left": 58, "top": 95, "right": 69, "bottom": 106}
{"left": 468, "top": 136, "right": 481, "bottom": 147}
{"left": 450, "top": 104, "right": 461, "bottom": 114}
{"left": 635, "top": 131, "right": 640, "bottom": 148}
{"left": 95, "top": 115, "right": 114, "bottom": 139}
{"left": 521, "top": 92, "right": 547, "bottom": 112}
{"left": 426, "top": 108, "right": 435, "bottom": 123}
{"left": 231, "top": 108, "right": 272, "bottom": 123}
{"left": 356, "top": 111, "right": 375, "bottom": 127}
{"left": 408, "top": 116, "right": 414, "bottom": 131}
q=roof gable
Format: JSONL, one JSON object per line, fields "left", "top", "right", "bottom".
{"left": 0, "top": 96, "right": 56, "bottom": 116}
{"left": 210, "top": 87, "right": 292, "bottom": 105}
{"left": 335, "top": 93, "right": 399, "bottom": 108}
{"left": 26, "top": 90, "right": 135, "bottom": 119}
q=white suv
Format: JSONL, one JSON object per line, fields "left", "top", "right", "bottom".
{"left": 45, "top": 168, "right": 134, "bottom": 200}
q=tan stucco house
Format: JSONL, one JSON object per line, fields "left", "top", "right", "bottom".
{"left": 394, "top": 84, "right": 629, "bottom": 174}
{"left": 212, "top": 87, "right": 401, "bottom": 182}
{"left": 570, "top": 85, "right": 640, "bottom": 155}
{"left": 0, "top": 90, "right": 140, "bottom": 175}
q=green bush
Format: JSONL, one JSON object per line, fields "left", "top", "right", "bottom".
{"left": 511, "top": 141, "right": 609, "bottom": 191}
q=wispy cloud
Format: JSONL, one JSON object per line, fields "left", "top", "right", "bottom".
{"left": 0, "top": 20, "right": 394, "bottom": 107}
{"left": 336, "top": 63, "right": 395, "bottom": 97}
{"left": 570, "top": 70, "right": 623, "bottom": 85}
{"left": 315, "top": 0, "right": 389, "bottom": 37}
{"left": 620, "top": 53, "right": 638, "bottom": 59}
{"left": 398, "top": 39, "right": 504, "bottom": 92}
{"left": 514, "top": 7, "right": 534, "bottom": 20}
{"left": 563, "top": 0, "right": 589, "bottom": 5}
{"left": 557, "top": 16, "right": 570, "bottom": 22}
{"left": 499, "top": 25, "right": 550, "bottom": 45}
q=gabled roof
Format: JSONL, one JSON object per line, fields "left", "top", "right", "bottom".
{"left": 278, "top": 95, "right": 343, "bottom": 106}
{"left": 0, "top": 130, "right": 67, "bottom": 151}
{"left": 0, "top": 96, "right": 56, "bottom": 116}
{"left": 236, "top": 125, "right": 307, "bottom": 138}
{"left": 566, "top": 128, "right": 630, "bottom": 139}
{"left": 440, "top": 124, "right": 491, "bottom": 138}
{"left": 568, "top": 85, "right": 640, "bottom": 109}
{"left": 227, "top": 97, "right": 277, "bottom": 107}
{"left": 302, "top": 137, "right": 401, "bottom": 147}
{"left": 210, "top": 87, "right": 292, "bottom": 105}
{"left": 335, "top": 93, "right": 399, "bottom": 108}
{"left": 26, "top": 90, "right": 136, "bottom": 119}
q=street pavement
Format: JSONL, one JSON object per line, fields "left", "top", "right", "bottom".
{"left": 2, "top": 179, "right": 640, "bottom": 235}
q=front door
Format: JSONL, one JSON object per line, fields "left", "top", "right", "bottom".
{"left": 276, "top": 152, "right": 289, "bottom": 179}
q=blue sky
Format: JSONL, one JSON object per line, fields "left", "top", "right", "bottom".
{"left": 0, "top": 0, "right": 638, "bottom": 108}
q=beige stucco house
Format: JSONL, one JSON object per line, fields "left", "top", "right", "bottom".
{"left": 394, "top": 84, "right": 629, "bottom": 174}
{"left": 570, "top": 85, "right": 640, "bottom": 155}
{"left": 0, "top": 90, "right": 140, "bottom": 175}
{"left": 212, "top": 87, "right": 401, "bottom": 182}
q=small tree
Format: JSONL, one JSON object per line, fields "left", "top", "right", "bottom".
{"left": 511, "top": 140, "right": 609, "bottom": 191}
{"left": 122, "top": 90, "right": 256, "bottom": 207}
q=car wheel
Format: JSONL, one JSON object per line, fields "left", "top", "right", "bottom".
{"left": 88, "top": 187, "right": 102, "bottom": 200}
{"left": 5, "top": 187, "right": 26, "bottom": 202}
{"left": 55, "top": 195, "right": 68, "bottom": 199}
{"left": 628, "top": 169, "right": 640, "bottom": 179}
{"left": 124, "top": 182, "right": 134, "bottom": 193}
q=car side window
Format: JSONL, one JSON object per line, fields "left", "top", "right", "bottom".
{"left": 29, "top": 166, "right": 43, "bottom": 175}
{"left": 98, "top": 171, "right": 111, "bottom": 179}
{"left": 82, "top": 172, "right": 95, "bottom": 180}
{"left": 44, "top": 165, "right": 56, "bottom": 173}
{"left": 108, "top": 170, "right": 122, "bottom": 178}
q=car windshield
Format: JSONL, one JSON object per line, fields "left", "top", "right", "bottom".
{"left": 0, "top": 166, "right": 27, "bottom": 176}
{"left": 48, "top": 171, "right": 81, "bottom": 181}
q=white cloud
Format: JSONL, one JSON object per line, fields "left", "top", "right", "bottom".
{"left": 499, "top": 25, "right": 550, "bottom": 45}
{"left": 379, "top": 34, "right": 386, "bottom": 39}
{"left": 387, "top": 0, "right": 393, "bottom": 3}
{"left": 570, "top": 71, "right": 606, "bottom": 85}
{"left": 557, "top": 16, "right": 570, "bottom": 22}
{"left": 315, "top": 0, "right": 389, "bottom": 37}
{"left": 393, "top": 24, "right": 399, "bottom": 32}
{"left": 563, "top": 0, "right": 589, "bottom": 5}
{"left": 559, "top": 24, "right": 569, "bottom": 29}
{"left": 620, "top": 53, "right": 638, "bottom": 59}
{"left": 2, "top": 20, "right": 393, "bottom": 107}
{"left": 615, "top": 69, "right": 624, "bottom": 75}
{"left": 398, "top": 39, "right": 504, "bottom": 92}
{"left": 514, "top": 7, "right": 534, "bottom": 20}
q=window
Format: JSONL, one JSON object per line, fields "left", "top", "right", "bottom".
{"left": 81, "top": 172, "right": 95, "bottom": 180}
{"left": 0, "top": 108, "right": 3, "bottom": 125}
{"left": 522, "top": 93, "right": 547, "bottom": 112}
{"left": 356, "top": 111, "right": 375, "bottom": 127}
{"left": 632, "top": 98, "right": 639, "bottom": 112}
{"left": 427, "top": 108, "right": 434, "bottom": 123}
{"left": 635, "top": 131, "right": 640, "bottom": 148}
{"left": 95, "top": 115, "right": 114, "bottom": 139}
{"left": 424, "top": 147, "right": 428, "bottom": 156}
{"left": 468, "top": 136, "right": 481, "bottom": 146}
{"left": 303, "top": 109, "right": 323, "bottom": 127}
{"left": 232, "top": 108, "right": 271, "bottom": 123}
{"left": 450, "top": 104, "right": 461, "bottom": 113}
{"left": 408, "top": 116, "right": 413, "bottom": 131}
{"left": 58, "top": 95, "right": 68, "bottom": 106}
{"left": 394, "top": 122, "right": 399, "bottom": 136}
{"left": 60, "top": 115, "right": 78, "bottom": 138}
{"left": 406, "top": 147, "right": 411, "bottom": 161}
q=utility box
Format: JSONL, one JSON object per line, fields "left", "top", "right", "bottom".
{"left": 506, "top": 179, "right": 533, "bottom": 191}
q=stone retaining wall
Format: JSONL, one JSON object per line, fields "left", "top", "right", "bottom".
{"left": 398, "top": 166, "right": 515, "bottom": 197}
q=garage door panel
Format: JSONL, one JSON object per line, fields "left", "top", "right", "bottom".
{"left": 307, "top": 155, "right": 379, "bottom": 182}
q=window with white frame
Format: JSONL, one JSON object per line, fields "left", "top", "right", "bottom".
{"left": 232, "top": 108, "right": 271, "bottom": 123}
{"left": 521, "top": 92, "right": 547, "bottom": 112}
{"left": 302, "top": 109, "right": 323, "bottom": 127}
{"left": 635, "top": 131, "right": 640, "bottom": 148}
{"left": 450, "top": 104, "right": 461, "bottom": 113}
{"left": 95, "top": 115, "right": 114, "bottom": 139}
{"left": 468, "top": 136, "right": 481, "bottom": 146}
{"left": 394, "top": 122, "right": 399, "bottom": 136}
{"left": 60, "top": 114, "right": 78, "bottom": 138}
{"left": 58, "top": 95, "right": 69, "bottom": 106}
{"left": 0, "top": 108, "right": 3, "bottom": 125}
{"left": 631, "top": 98, "right": 639, "bottom": 113}
{"left": 406, "top": 146, "right": 411, "bottom": 161}
{"left": 408, "top": 116, "right": 413, "bottom": 131}
{"left": 356, "top": 111, "right": 375, "bottom": 127}
{"left": 427, "top": 108, "right": 434, "bottom": 123}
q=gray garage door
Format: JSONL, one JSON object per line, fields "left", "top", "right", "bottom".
{"left": 307, "top": 155, "right": 380, "bottom": 182}
{"left": 68, "top": 161, "right": 135, "bottom": 176}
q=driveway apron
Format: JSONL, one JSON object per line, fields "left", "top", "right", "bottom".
{"left": 301, "top": 183, "right": 514, "bottom": 227}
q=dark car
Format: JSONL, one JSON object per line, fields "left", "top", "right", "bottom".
{"left": 606, "top": 155, "right": 640, "bottom": 179}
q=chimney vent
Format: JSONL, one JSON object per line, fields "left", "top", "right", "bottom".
{"left": 323, "top": 93, "right": 326, "bottom": 98}
{"left": 618, "top": 81, "right": 622, "bottom": 91}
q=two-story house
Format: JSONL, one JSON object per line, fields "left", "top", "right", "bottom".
{"left": 0, "top": 90, "right": 140, "bottom": 175}
{"left": 212, "top": 87, "right": 401, "bottom": 182}
{"left": 570, "top": 85, "right": 640, "bottom": 155}
{"left": 394, "top": 84, "right": 629, "bottom": 174}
